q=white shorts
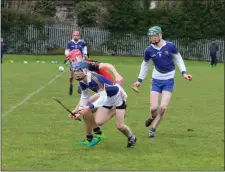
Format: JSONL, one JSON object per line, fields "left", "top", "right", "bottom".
{"left": 104, "top": 84, "right": 127, "bottom": 108}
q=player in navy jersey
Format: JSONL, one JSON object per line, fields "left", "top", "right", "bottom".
{"left": 71, "top": 61, "right": 137, "bottom": 148}
{"left": 65, "top": 30, "right": 88, "bottom": 59}
{"left": 65, "top": 30, "right": 88, "bottom": 95}
{"left": 132, "top": 26, "right": 192, "bottom": 138}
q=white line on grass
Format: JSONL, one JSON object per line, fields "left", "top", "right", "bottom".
{"left": 2, "top": 70, "right": 66, "bottom": 119}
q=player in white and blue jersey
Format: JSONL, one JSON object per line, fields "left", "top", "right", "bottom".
{"left": 133, "top": 26, "right": 192, "bottom": 138}
{"left": 71, "top": 61, "right": 137, "bottom": 148}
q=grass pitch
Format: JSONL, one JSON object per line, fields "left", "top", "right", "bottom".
{"left": 1, "top": 54, "right": 224, "bottom": 170}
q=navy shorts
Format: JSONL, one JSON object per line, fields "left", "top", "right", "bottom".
{"left": 151, "top": 78, "right": 174, "bottom": 93}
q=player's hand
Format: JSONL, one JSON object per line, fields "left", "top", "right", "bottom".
{"left": 74, "top": 113, "right": 82, "bottom": 119}
{"left": 133, "top": 81, "right": 141, "bottom": 87}
{"left": 115, "top": 74, "right": 124, "bottom": 86}
{"left": 183, "top": 74, "right": 192, "bottom": 81}
{"left": 79, "top": 106, "right": 91, "bottom": 115}
{"left": 68, "top": 113, "right": 78, "bottom": 119}
{"left": 68, "top": 109, "right": 81, "bottom": 119}
{"left": 130, "top": 81, "right": 141, "bottom": 93}
{"left": 120, "top": 91, "right": 127, "bottom": 101}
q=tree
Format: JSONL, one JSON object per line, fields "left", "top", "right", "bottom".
{"left": 34, "top": 0, "right": 57, "bottom": 17}
{"left": 1, "top": 8, "right": 52, "bottom": 53}
{"left": 103, "top": 0, "right": 141, "bottom": 33}
{"left": 75, "top": 1, "right": 101, "bottom": 27}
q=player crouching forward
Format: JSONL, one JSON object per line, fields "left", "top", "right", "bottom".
{"left": 72, "top": 61, "right": 137, "bottom": 148}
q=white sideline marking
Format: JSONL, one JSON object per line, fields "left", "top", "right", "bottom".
{"left": 2, "top": 71, "right": 66, "bottom": 118}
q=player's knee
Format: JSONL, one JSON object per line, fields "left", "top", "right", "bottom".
{"left": 95, "top": 120, "right": 104, "bottom": 126}
{"left": 82, "top": 112, "right": 92, "bottom": 120}
{"left": 159, "top": 107, "right": 166, "bottom": 116}
{"left": 150, "top": 107, "right": 157, "bottom": 114}
{"left": 116, "top": 124, "right": 125, "bottom": 131}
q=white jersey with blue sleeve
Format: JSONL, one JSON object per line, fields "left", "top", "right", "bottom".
{"left": 138, "top": 40, "right": 187, "bottom": 81}
{"left": 79, "top": 72, "right": 126, "bottom": 109}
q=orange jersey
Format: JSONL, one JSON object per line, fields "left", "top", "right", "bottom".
{"left": 86, "top": 60, "right": 114, "bottom": 82}
{"left": 97, "top": 69, "right": 114, "bottom": 82}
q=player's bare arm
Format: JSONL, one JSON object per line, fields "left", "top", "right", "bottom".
{"left": 99, "top": 63, "right": 124, "bottom": 85}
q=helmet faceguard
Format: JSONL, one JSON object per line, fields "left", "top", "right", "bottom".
{"left": 71, "top": 61, "right": 89, "bottom": 81}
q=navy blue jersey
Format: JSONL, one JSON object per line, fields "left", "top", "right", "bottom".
{"left": 67, "top": 40, "right": 86, "bottom": 54}
{"left": 144, "top": 41, "right": 178, "bottom": 73}
{"left": 79, "top": 72, "right": 119, "bottom": 97}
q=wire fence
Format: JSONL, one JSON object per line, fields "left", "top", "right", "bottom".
{"left": 4, "top": 24, "right": 225, "bottom": 62}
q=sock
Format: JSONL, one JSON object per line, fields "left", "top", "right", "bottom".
{"left": 69, "top": 77, "right": 73, "bottom": 85}
{"left": 150, "top": 128, "right": 156, "bottom": 132}
{"left": 86, "top": 135, "right": 93, "bottom": 142}
{"left": 93, "top": 127, "right": 102, "bottom": 135}
{"left": 129, "top": 135, "right": 135, "bottom": 140}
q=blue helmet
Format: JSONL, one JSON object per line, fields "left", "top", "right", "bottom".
{"left": 71, "top": 61, "right": 89, "bottom": 71}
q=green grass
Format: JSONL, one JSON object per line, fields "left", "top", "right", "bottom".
{"left": 2, "top": 54, "right": 224, "bottom": 170}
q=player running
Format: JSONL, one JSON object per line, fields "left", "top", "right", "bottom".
{"left": 132, "top": 26, "right": 192, "bottom": 138}
{"left": 71, "top": 61, "right": 137, "bottom": 148}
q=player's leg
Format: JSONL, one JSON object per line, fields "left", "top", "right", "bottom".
{"left": 145, "top": 79, "right": 161, "bottom": 127}
{"left": 145, "top": 91, "right": 160, "bottom": 126}
{"left": 74, "top": 94, "right": 104, "bottom": 145}
{"left": 115, "top": 101, "right": 136, "bottom": 148}
{"left": 92, "top": 107, "right": 116, "bottom": 124}
{"left": 74, "top": 109, "right": 101, "bottom": 145}
{"left": 86, "top": 93, "right": 105, "bottom": 138}
{"left": 108, "top": 107, "right": 116, "bottom": 119}
{"left": 149, "top": 79, "right": 174, "bottom": 138}
{"left": 88, "top": 107, "right": 111, "bottom": 147}
{"left": 92, "top": 93, "right": 117, "bottom": 126}
{"left": 69, "top": 69, "right": 74, "bottom": 95}
{"left": 149, "top": 91, "right": 172, "bottom": 137}
{"left": 95, "top": 106, "right": 112, "bottom": 126}
{"left": 75, "top": 111, "right": 95, "bottom": 145}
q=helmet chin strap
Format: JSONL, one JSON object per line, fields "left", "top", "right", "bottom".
{"left": 152, "top": 38, "right": 161, "bottom": 45}
{"left": 75, "top": 77, "right": 85, "bottom": 81}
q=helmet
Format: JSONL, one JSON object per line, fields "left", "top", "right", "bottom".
{"left": 66, "top": 49, "right": 82, "bottom": 61}
{"left": 71, "top": 61, "right": 89, "bottom": 71}
{"left": 148, "top": 26, "right": 162, "bottom": 36}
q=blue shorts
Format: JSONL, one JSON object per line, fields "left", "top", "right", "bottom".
{"left": 151, "top": 78, "right": 174, "bottom": 93}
